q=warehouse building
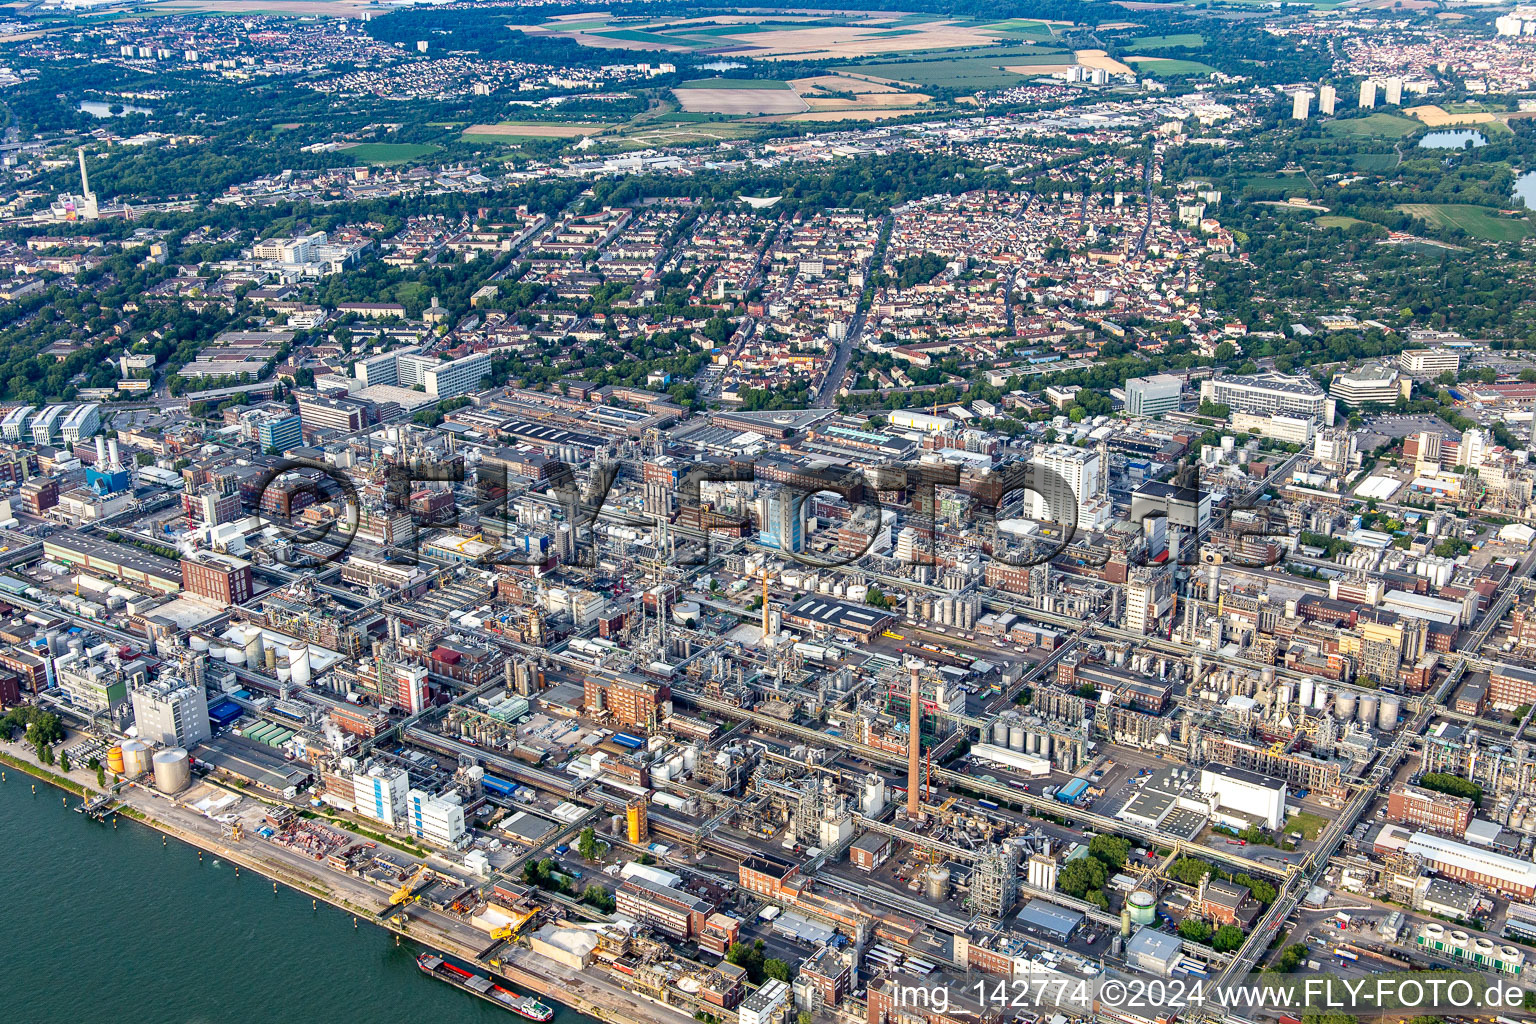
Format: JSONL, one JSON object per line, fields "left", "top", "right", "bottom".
{"left": 1014, "top": 898, "right": 1084, "bottom": 942}
{"left": 1199, "top": 764, "right": 1287, "bottom": 831}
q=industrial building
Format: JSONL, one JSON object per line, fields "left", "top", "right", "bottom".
{"left": 1199, "top": 764, "right": 1287, "bottom": 831}
{"left": 1386, "top": 781, "right": 1474, "bottom": 835}
{"left": 783, "top": 595, "right": 894, "bottom": 643}
{"left": 131, "top": 676, "right": 211, "bottom": 748}
{"left": 1014, "top": 898, "right": 1084, "bottom": 942}
{"left": 1199, "top": 372, "right": 1331, "bottom": 424}
{"left": 43, "top": 532, "right": 183, "bottom": 595}
{"left": 407, "top": 788, "right": 466, "bottom": 846}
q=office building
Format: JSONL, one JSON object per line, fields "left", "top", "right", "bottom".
{"left": 255, "top": 412, "right": 302, "bottom": 453}
{"left": 1328, "top": 365, "right": 1408, "bottom": 406}
{"left": 397, "top": 352, "right": 490, "bottom": 400}
{"left": 1291, "top": 90, "right": 1312, "bottom": 120}
{"left": 30, "top": 405, "right": 66, "bottom": 445}
{"left": 60, "top": 403, "right": 101, "bottom": 444}
{"left": 0, "top": 404, "right": 34, "bottom": 440}
{"left": 131, "top": 676, "right": 212, "bottom": 748}
{"left": 1399, "top": 348, "right": 1460, "bottom": 379}
{"left": 739, "top": 979, "right": 791, "bottom": 1024}
{"left": 757, "top": 484, "right": 805, "bottom": 553}
{"left": 352, "top": 764, "right": 410, "bottom": 827}
{"left": 180, "top": 550, "right": 254, "bottom": 607}
{"left": 1029, "top": 443, "right": 1109, "bottom": 533}
{"left": 1124, "top": 374, "right": 1183, "bottom": 418}
{"left": 1387, "top": 782, "right": 1474, "bottom": 836}
{"left": 296, "top": 392, "right": 370, "bottom": 434}
{"left": 1319, "top": 84, "right": 1337, "bottom": 115}
{"left": 355, "top": 351, "right": 402, "bottom": 387}
{"left": 615, "top": 875, "right": 714, "bottom": 940}
{"left": 1200, "top": 372, "right": 1331, "bottom": 424}
{"left": 584, "top": 673, "right": 669, "bottom": 730}
{"left": 407, "top": 788, "right": 466, "bottom": 845}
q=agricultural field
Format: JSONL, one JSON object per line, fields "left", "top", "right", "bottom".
{"left": 1125, "top": 56, "right": 1217, "bottom": 76}
{"left": 342, "top": 142, "right": 440, "bottom": 165}
{"left": 1326, "top": 113, "right": 1421, "bottom": 139}
{"left": 1395, "top": 204, "right": 1533, "bottom": 241}
{"left": 1126, "top": 33, "right": 1204, "bottom": 49}
{"left": 527, "top": 11, "right": 1074, "bottom": 61}
{"left": 1406, "top": 104, "right": 1496, "bottom": 128}
{"left": 674, "top": 78, "right": 793, "bottom": 90}
{"left": 790, "top": 74, "right": 933, "bottom": 111}
{"left": 1313, "top": 215, "right": 1374, "bottom": 230}
{"left": 461, "top": 122, "right": 615, "bottom": 140}
{"left": 846, "top": 54, "right": 1068, "bottom": 90}
{"left": 673, "top": 85, "right": 809, "bottom": 115}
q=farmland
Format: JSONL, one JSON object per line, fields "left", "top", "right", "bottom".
{"left": 1326, "top": 113, "right": 1421, "bottom": 139}
{"left": 673, "top": 86, "right": 809, "bottom": 115}
{"left": 844, "top": 54, "right": 1068, "bottom": 90}
{"left": 461, "top": 122, "right": 615, "bottom": 139}
{"left": 1125, "top": 57, "right": 1217, "bottom": 76}
{"left": 342, "top": 142, "right": 440, "bottom": 165}
{"left": 1395, "top": 204, "right": 1533, "bottom": 242}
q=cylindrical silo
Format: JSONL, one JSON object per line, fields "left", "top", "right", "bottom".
{"left": 225, "top": 646, "right": 244, "bottom": 666}
{"left": 1008, "top": 724, "right": 1026, "bottom": 751}
{"left": 1298, "top": 677, "right": 1314, "bottom": 708}
{"left": 244, "top": 632, "right": 263, "bottom": 665}
{"left": 290, "top": 644, "right": 311, "bottom": 685}
{"left": 1379, "top": 695, "right": 1401, "bottom": 731}
{"left": 1128, "top": 890, "right": 1156, "bottom": 926}
{"left": 1335, "top": 691, "right": 1357, "bottom": 721}
{"left": 264, "top": 646, "right": 277, "bottom": 671}
{"left": 152, "top": 748, "right": 191, "bottom": 794}
{"left": 993, "top": 720, "right": 1008, "bottom": 745}
{"left": 121, "top": 739, "right": 151, "bottom": 776}
{"left": 106, "top": 745, "right": 125, "bottom": 775}
{"left": 1278, "top": 681, "right": 1293, "bottom": 707}
{"left": 190, "top": 635, "right": 209, "bottom": 653}
{"left": 1358, "top": 693, "right": 1378, "bottom": 728}
{"left": 925, "top": 864, "right": 951, "bottom": 902}
{"left": 1312, "top": 683, "right": 1329, "bottom": 711}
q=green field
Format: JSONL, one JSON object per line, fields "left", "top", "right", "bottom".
{"left": 344, "top": 142, "right": 439, "bottom": 166}
{"left": 1126, "top": 57, "right": 1217, "bottom": 76}
{"left": 1286, "top": 811, "right": 1330, "bottom": 841}
{"left": 1127, "top": 33, "right": 1204, "bottom": 49}
{"left": 852, "top": 55, "right": 1068, "bottom": 89}
{"left": 594, "top": 28, "right": 705, "bottom": 45}
{"left": 1326, "top": 113, "right": 1420, "bottom": 139}
{"left": 1395, "top": 204, "right": 1533, "bottom": 241}
{"left": 977, "top": 18, "right": 1057, "bottom": 40}
{"left": 1352, "top": 152, "right": 1399, "bottom": 171}
{"left": 675, "top": 78, "right": 793, "bottom": 90}
{"left": 1313, "top": 215, "right": 1372, "bottom": 230}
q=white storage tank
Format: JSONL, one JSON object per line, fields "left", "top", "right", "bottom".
{"left": 1312, "top": 683, "right": 1329, "bottom": 711}
{"left": 190, "top": 635, "right": 210, "bottom": 652}
{"left": 1357, "top": 694, "right": 1378, "bottom": 728}
{"left": 681, "top": 746, "right": 697, "bottom": 771}
{"left": 1379, "top": 695, "right": 1401, "bottom": 731}
{"left": 225, "top": 646, "right": 244, "bottom": 665}
{"left": 1008, "top": 724, "right": 1026, "bottom": 751}
{"left": 289, "top": 644, "right": 311, "bottom": 685}
{"left": 152, "top": 748, "right": 191, "bottom": 794}
{"left": 121, "top": 739, "right": 152, "bottom": 777}
{"left": 1335, "top": 691, "right": 1357, "bottom": 721}
{"left": 1299, "top": 677, "right": 1315, "bottom": 708}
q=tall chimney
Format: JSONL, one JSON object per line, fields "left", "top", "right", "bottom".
{"left": 108, "top": 438, "right": 120, "bottom": 467}
{"left": 95, "top": 436, "right": 107, "bottom": 464}
{"left": 907, "top": 663, "right": 922, "bottom": 818}
{"left": 78, "top": 147, "right": 91, "bottom": 196}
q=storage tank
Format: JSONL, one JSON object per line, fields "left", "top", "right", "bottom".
{"left": 1334, "top": 691, "right": 1357, "bottom": 721}
{"left": 1298, "top": 677, "right": 1314, "bottom": 708}
{"left": 993, "top": 721, "right": 1008, "bottom": 744}
{"left": 189, "top": 635, "right": 210, "bottom": 653}
{"left": 1278, "top": 681, "right": 1293, "bottom": 707}
{"left": 1128, "top": 890, "right": 1157, "bottom": 926}
{"left": 225, "top": 646, "right": 244, "bottom": 666}
{"left": 1379, "top": 695, "right": 1401, "bottom": 732}
{"left": 208, "top": 642, "right": 226, "bottom": 661}
{"left": 653, "top": 762, "right": 672, "bottom": 784}
{"left": 264, "top": 647, "right": 277, "bottom": 671}
{"left": 1312, "top": 683, "right": 1329, "bottom": 711}
{"left": 682, "top": 746, "right": 698, "bottom": 771}
{"left": 924, "top": 864, "right": 951, "bottom": 902}
{"left": 1008, "top": 724, "right": 1026, "bottom": 751}
{"left": 152, "top": 748, "right": 191, "bottom": 794}
{"left": 121, "top": 739, "right": 151, "bottom": 776}
{"left": 106, "top": 745, "right": 125, "bottom": 775}
{"left": 1357, "top": 694, "right": 1378, "bottom": 728}
{"left": 289, "top": 644, "right": 311, "bottom": 686}
{"left": 244, "top": 632, "right": 263, "bottom": 665}
{"left": 1026, "top": 732, "right": 1040, "bottom": 754}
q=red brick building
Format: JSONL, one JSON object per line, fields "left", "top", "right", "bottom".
{"left": 583, "top": 672, "right": 669, "bottom": 730}
{"left": 180, "top": 551, "right": 254, "bottom": 606}
{"left": 1387, "top": 782, "right": 1474, "bottom": 835}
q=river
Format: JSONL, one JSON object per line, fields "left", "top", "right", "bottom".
{"left": 0, "top": 770, "right": 597, "bottom": 1024}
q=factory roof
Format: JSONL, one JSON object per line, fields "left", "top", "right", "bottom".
{"left": 1015, "top": 898, "right": 1084, "bottom": 938}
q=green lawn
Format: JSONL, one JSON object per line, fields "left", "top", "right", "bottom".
{"left": 1286, "top": 811, "right": 1329, "bottom": 841}
{"left": 1352, "top": 152, "right": 1399, "bottom": 171}
{"left": 1326, "top": 113, "right": 1420, "bottom": 139}
{"left": 675, "top": 78, "right": 793, "bottom": 90}
{"left": 1313, "top": 215, "right": 1372, "bottom": 230}
{"left": 344, "top": 142, "right": 440, "bottom": 166}
{"left": 1395, "top": 203, "right": 1533, "bottom": 242}
{"left": 1127, "top": 33, "right": 1204, "bottom": 48}
{"left": 1126, "top": 57, "right": 1217, "bottom": 76}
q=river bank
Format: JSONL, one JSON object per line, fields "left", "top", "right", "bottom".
{"left": 0, "top": 736, "right": 692, "bottom": 1024}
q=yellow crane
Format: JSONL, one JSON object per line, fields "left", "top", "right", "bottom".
{"left": 390, "top": 865, "right": 433, "bottom": 906}
{"left": 489, "top": 905, "right": 539, "bottom": 942}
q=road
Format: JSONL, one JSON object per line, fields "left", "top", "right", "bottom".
{"left": 812, "top": 212, "right": 890, "bottom": 409}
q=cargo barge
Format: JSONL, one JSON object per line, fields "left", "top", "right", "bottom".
{"left": 417, "top": 951, "right": 555, "bottom": 1020}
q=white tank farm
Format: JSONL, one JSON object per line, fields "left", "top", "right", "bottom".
{"left": 152, "top": 748, "right": 191, "bottom": 794}
{"left": 121, "top": 739, "right": 152, "bottom": 777}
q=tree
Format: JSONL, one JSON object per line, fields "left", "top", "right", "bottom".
{"left": 1058, "top": 857, "right": 1107, "bottom": 900}
{"left": 40, "top": 743, "right": 54, "bottom": 766}
{"left": 1179, "top": 918, "right": 1213, "bottom": 943}
{"left": 59, "top": 750, "right": 70, "bottom": 774}
{"left": 727, "top": 940, "right": 768, "bottom": 984}
{"left": 580, "top": 883, "right": 615, "bottom": 914}
{"left": 1088, "top": 834, "right": 1131, "bottom": 869}
{"left": 1213, "top": 924, "right": 1245, "bottom": 952}
{"left": 764, "top": 959, "right": 792, "bottom": 983}
{"left": 1419, "top": 772, "right": 1482, "bottom": 806}
{"left": 866, "top": 585, "right": 889, "bottom": 610}
{"left": 1275, "top": 943, "right": 1308, "bottom": 972}
{"left": 96, "top": 764, "right": 106, "bottom": 789}
{"left": 799, "top": 1013, "right": 814, "bottom": 1024}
